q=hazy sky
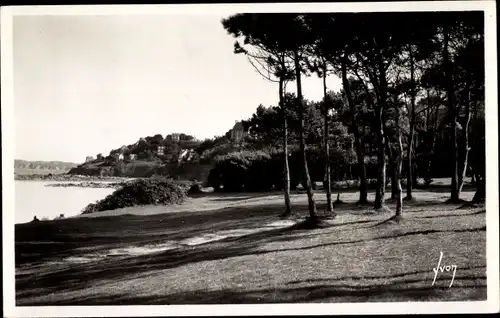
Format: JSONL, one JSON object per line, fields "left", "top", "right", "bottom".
{"left": 13, "top": 14, "right": 341, "bottom": 163}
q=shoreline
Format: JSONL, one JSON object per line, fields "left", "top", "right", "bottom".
{"left": 44, "top": 181, "right": 127, "bottom": 189}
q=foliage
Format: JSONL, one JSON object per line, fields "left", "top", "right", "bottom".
{"left": 81, "top": 178, "right": 187, "bottom": 214}
{"left": 187, "top": 182, "right": 203, "bottom": 195}
{"left": 210, "top": 151, "right": 274, "bottom": 192}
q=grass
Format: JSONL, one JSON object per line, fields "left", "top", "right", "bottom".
{"left": 15, "top": 186, "right": 485, "bottom": 305}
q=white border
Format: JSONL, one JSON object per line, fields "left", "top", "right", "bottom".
{"left": 2, "top": 1, "right": 498, "bottom": 316}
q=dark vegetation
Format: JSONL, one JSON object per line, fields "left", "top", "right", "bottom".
{"left": 68, "top": 133, "right": 212, "bottom": 178}
{"left": 81, "top": 178, "right": 188, "bottom": 214}
{"left": 218, "top": 11, "right": 485, "bottom": 220}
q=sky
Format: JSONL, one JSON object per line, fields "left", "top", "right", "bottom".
{"left": 13, "top": 14, "right": 341, "bottom": 163}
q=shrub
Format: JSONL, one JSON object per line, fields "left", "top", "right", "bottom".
{"left": 424, "top": 178, "right": 434, "bottom": 187}
{"left": 81, "top": 178, "right": 187, "bottom": 214}
{"left": 187, "top": 182, "right": 203, "bottom": 194}
{"left": 210, "top": 150, "right": 273, "bottom": 192}
{"left": 368, "top": 178, "right": 378, "bottom": 188}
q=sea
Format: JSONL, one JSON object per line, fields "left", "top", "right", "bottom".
{"left": 14, "top": 180, "right": 115, "bottom": 224}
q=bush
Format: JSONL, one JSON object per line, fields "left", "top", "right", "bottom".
{"left": 208, "top": 148, "right": 359, "bottom": 192}
{"left": 81, "top": 178, "right": 187, "bottom": 214}
{"left": 210, "top": 150, "right": 273, "bottom": 192}
{"left": 187, "top": 182, "right": 203, "bottom": 194}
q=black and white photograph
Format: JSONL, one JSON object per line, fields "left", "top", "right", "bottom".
{"left": 2, "top": 1, "right": 499, "bottom": 316}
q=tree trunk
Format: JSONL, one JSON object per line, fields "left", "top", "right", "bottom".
{"left": 412, "top": 162, "right": 418, "bottom": 188}
{"left": 280, "top": 77, "right": 292, "bottom": 216}
{"left": 341, "top": 54, "right": 368, "bottom": 204}
{"left": 458, "top": 75, "right": 472, "bottom": 193}
{"left": 294, "top": 50, "right": 317, "bottom": 219}
{"left": 472, "top": 176, "right": 485, "bottom": 203}
{"left": 471, "top": 131, "right": 485, "bottom": 203}
{"left": 424, "top": 89, "right": 433, "bottom": 185}
{"left": 405, "top": 44, "right": 416, "bottom": 200}
{"left": 389, "top": 145, "right": 398, "bottom": 200}
{"left": 322, "top": 63, "right": 334, "bottom": 213}
{"left": 374, "top": 105, "right": 387, "bottom": 210}
{"left": 374, "top": 56, "right": 388, "bottom": 210}
{"left": 425, "top": 97, "right": 439, "bottom": 186}
{"left": 395, "top": 107, "right": 404, "bottom": 217}
{"left": 443, "top": 25, "right": 460, "bottom": 202}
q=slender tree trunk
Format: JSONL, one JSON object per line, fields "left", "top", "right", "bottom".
{"left": 406, "top": 45, "right": 416, "bottom": 200}
{"left": 471, "top": 131, "right": 485, "bottom": 204}
{"left": 412, "top": 161, "right": 418, "bottom": 188}
{"left": 374, "top": 64, "right": 388, "bottom": 209}
{"left": 395, "top": 107, "right": 404, "bottom": 217}
{"left": 458, "top": 75, "right": 472, "bottom": 193}
{"left": 472, "top": 176, "right": 485, "bottom": 203}
{"left": 294, "top": 50, "right": 317, "bottom": 219}
{"left": 443, "top": 25, "right": 460, "bottom": 202}
{"left": 341, "top": 55, "right": 368, "bottom": 204}
{"left": 374, "top": 105, "right": 387, "bottom": 209}
{"left": 280, "top": 77, "right": 292, "bottom": 216}
{"left": 322, "top": 63, "right": 334, "bottom": 213}
{"left": 424, "top": 89, "right": 433, "bottom": 185}
{"left": 425, "top": 97, "right": 439, "bottom": 186}
{"left": 389, "top": 145, "right": 397, "bottom": 200}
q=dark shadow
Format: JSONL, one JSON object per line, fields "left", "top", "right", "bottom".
{"left": 187, "top": 191, "right": 281, "bottom": 199}
{"left": 286, "top": 265, "right": 486, "bottom": 285}
{"left": 211, "top": 196, "right": 265, "bottom": 202}
{"left": 366, "top": 215, "right": 403, "bottom": 227}
{"left": 419, "top": 184, "right": 477, "bottom": 193}
{"left": 259, "top": 226, "right": 486, "bottom": 254}
{"left": 414, "top": 209, "right": 486, "bottom": 219}
{"left": 15, "top": 202, "right": 296, "bottom": 264}
{"left": 398, "top": 199, "right": 466, "bottom": 209}
{"left": 457, "top": 201, "right": 486, "bottom": 210}
{"left": 15, "top": 220, "right": 486, "bottom": 302}
{"left": 20, "top": 274, "right": 486, "bottom": 305}
{"left": 15, "top": 221, "right": 308, "bottom": 297}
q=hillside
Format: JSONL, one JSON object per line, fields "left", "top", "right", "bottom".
{"left": 68, "top": 133, "right": 224, "bottom": 180}
{"left": 14, "top": 160, "right": 78, "bottom": 175}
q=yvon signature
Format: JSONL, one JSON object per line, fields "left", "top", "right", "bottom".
{"left": 432, "top": 251, "right": 457, "bottom": 288}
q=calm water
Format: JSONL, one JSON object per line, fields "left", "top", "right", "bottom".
{"left": 14, "top": 181, "right": 115, "bottom": 224}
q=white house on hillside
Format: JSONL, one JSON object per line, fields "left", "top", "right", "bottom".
{"left": 157, "top": 146, "right": 165, "bottom": 156}
{"left": 166, "top": 133, "right": 180, "bottom": 142}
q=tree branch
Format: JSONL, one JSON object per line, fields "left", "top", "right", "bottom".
{"left": 247, "top": 56, "right": 279, "bottom": 83}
